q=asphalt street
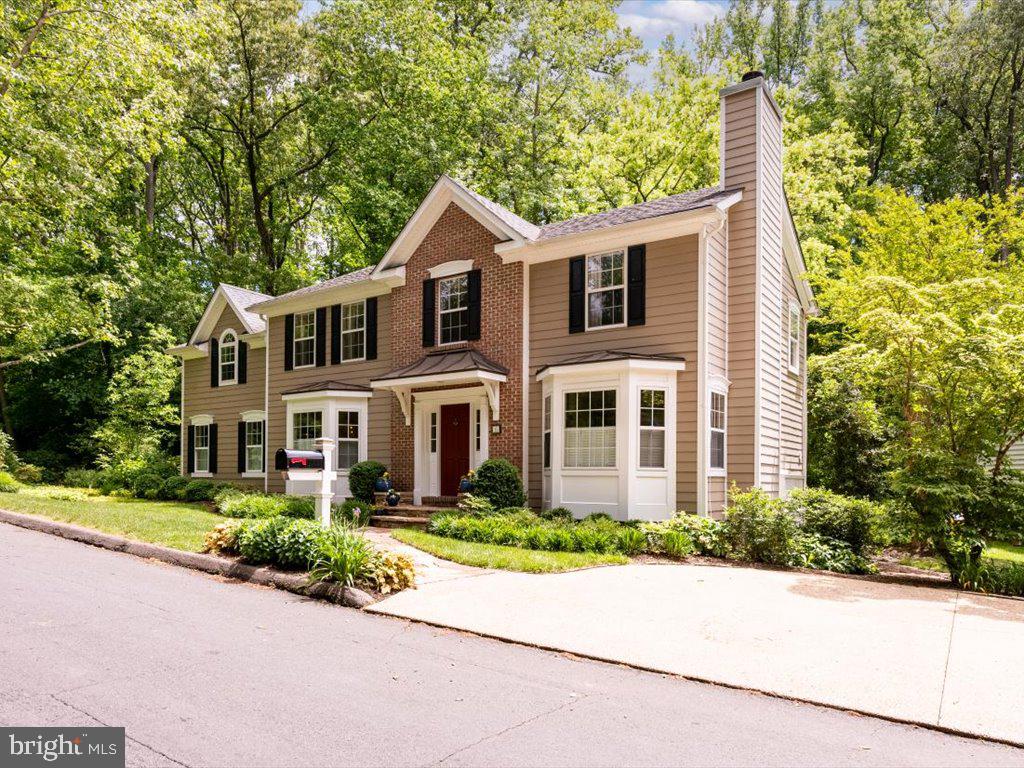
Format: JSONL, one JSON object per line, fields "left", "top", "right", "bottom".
{"left": 1, "top": 522, "right": 1021, "bottom": 767}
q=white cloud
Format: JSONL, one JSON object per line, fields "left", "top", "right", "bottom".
{"left": 619, "top": 0, "right": 727, "bottom": 47}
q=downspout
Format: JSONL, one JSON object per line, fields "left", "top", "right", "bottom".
{"left": 263, "top": 315, "right": 270, "bottom": 494}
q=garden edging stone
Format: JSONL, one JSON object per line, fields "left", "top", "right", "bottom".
{"left": 0, "top": 508, "right": 375, "bottom": 609}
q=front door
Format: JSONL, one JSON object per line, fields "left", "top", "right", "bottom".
{"left": 439, "top": 403, "right": 470, "bottom": 497}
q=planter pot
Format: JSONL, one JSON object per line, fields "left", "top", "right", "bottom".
{"left": 374, "top": 477, "right": 391, "bottom": 492}
{"left": 458, "top": 479, "right": 474, "bottom": 493}
{"left": 386, "top": 493, "right": 400, "bottom": 507}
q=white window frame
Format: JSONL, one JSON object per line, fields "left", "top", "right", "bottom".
{"left": 584, "top": 249, "right": 626, "bottom": 331}
{"left": 241, "top": 410, "right": 265, "bottom": 477}
{"left": 336, "top": 409, "right": 360, "bottom": 470}
{"left": 563, "top": 388, "right": 618, "bottom": 469}
{"left": 709, "top": 389, "right": 727, "bottom": 476}
{"left": 340, "top": 300, "right": 366, "bottom": 363}
{"left": 293, "top": 310, "right": 316, "bottom": 369}
{"left": 787, "top": 300, "right": 801, "bottom": 375}
{"left": 190, "top": 415, "right": 213, "bottom": 477}
{"left": 290, "top": 409, "right": 323, "bottom": 451}
{"left": 543, "top": 394, "right": 552, "bottom": 471}
{"left": 219, "top": 329, "right": 237, "bottom": 386}
{"left": 638, "top": 388, "right": 667, "bottom": 469}
{"left": 438, "top": 274, "right": 470, "bottom": 346}
{"left": 429, "top": 411, "right": 438, "bottom": 453}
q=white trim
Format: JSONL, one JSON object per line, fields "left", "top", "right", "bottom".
{"left": 411, "top": 387, "right": 490, "bottom": 504}
{"left": 282, "top": 389, "right": 373, "bottom": 402}
{"left": 583, "top": 249, "right": 627, "bottom": 331}
{"left": 188, "top": 284, "right": 265, "bottom": 344}
{"left": 372, "top": 369, "right": 507, "bottom": 391}
{"left": 284, "top": 396, "right": 369, "bottom": 500}
{"left": 179, "top": 361, "right": 185, "bottom": 474}
{"left": 338, "top": 298, "right": 368, "bottom": 363}
{"left": 787, "top": 300, "right": 801, "bottom": 376}
{"left": 292, "top": 309, "right": 317, "bottom": 369}
{"left": 264, "top": 318, "right": 270, "bottom": 493}
{"left": 708, "top": 387, "right": 728, "bottom": 478}
{"left": 753, "top": 82, "right": 763, "bottom": 488}
{"left": 437, "top": 274, "right": 470, "bottom": 346}
{"left": 428, "top": 259, "right": 475, "bottom": 279}
{"left": 242, "top": 418, "right": 265, "bottom": 476}
{"left": 536, "top": 357, "right": 685, "bottom": 382}
{"left": 189, "top": 414, "right": 214, "bottom": 426}
{"left": 240, "top": 409, "right": 266, "bottom": 422}
{"left": 250, "top": 269, "right": 404, "bottom": 319}
{"left": 218, "top": 329, "right": 238, "bottom": 386}
{"left": 697, "top": 216, "right": 728, "bottom": 515}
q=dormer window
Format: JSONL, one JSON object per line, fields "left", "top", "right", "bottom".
{"left": 219, "top": 330, "right": 237, "bottom": 385}
{"left": 439, "top": 274, "right": 470, "bottom": 345}
{"left": 586, "top": 250, "right": 625, "bottom": 329}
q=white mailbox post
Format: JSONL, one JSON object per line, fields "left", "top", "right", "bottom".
{"left": 313, "top": 437, "right": 336, "bottom": 529}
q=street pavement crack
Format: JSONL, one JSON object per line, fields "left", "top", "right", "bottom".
{"left": 935, "top": 590, "right": 961, "bottom": 727}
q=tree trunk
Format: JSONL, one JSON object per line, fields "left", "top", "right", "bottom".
{"left": 0, "top": 368, "right": 15, "bottom": 444}
{"left": 144, "top": 156, "right": 158, "bottom": 231}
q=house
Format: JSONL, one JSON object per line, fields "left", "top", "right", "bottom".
{"left": 167, "top": 73, "right": 815, "bottom": 519}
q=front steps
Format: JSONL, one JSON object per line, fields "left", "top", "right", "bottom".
{"left": 368, "top": 490, "right": 459, "bottom": 529}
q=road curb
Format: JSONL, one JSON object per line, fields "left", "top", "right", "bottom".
{"left": 0, "top": 509, "right": 375, "bottom": 609}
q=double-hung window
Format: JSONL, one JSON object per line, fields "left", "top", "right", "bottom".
{"left": 292, "top": 410, "right": 322, "bottom": 451}
{"left": 439, "top": 274, "right": 469, "bottom": 344}
{"left": 194, "top": 424, "right": 210, "bottom": 473}
{"left": 788, "top": 302, "right": 801, "bottom": 374}
{"left": 341, "top": 301, "right": 365, "bottom": 361}
{"left": 219, "top": 331, "right": 237, "bottom": 384}
{"left": 543, "top": 395, "right": 552, "bottom": 469}
{"left": 564, "top": 389, "right": 617, "bottom": 468}
{"left": 245, "top": 420, "right": 264, "bottom": 473}
{"left": 586, "top": 251, "right": 625, "bottom": 329}
{"left": 639, "top": 389, "right": 666, "bottom": 469}
{"left": 709, "top": 391, "right": 726, "bottom": 472}
{"left": 293, "top": 310, "right": 316, "bottom": 368}
{"left": 337, "top": 411, "right": 359, "bottom": 469}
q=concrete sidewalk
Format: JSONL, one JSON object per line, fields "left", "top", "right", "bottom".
{"left": 369, "top": 558, "right": 1024, "bottom": 745}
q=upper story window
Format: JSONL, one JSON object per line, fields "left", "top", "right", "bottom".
{"left": 564, "top": 389, "right": 617, "bottom": 468}
{"left": 219, "top": 330, "right": 237, "bottom": 385}
{"left": 292, "top": 410, "right": 322, "bottom": 451}
{"left": 586, "top": 250, "right": 625, "bottom": 329}
{"left": 293, "top": 310, "right": 316, "bottom": 368}
{"left": 439, "top": 274, "right": 469, "bottom": 345}
{"left": 639, "top": 389, "right": 666, "bottom": 469}
{"left": 710, "top": 391, "right": 726, "bottom": 472}
{"left": 194, "top": 424, "right": 210, "bottom": 473}
{"left": 341, "top": 301, "right": 365, "bottom": 361}
{"left": 788, "top": 301, "right": 801, "bottom": 375}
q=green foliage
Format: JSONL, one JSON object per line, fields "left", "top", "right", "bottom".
{"left": 722, "top": 489, "right": 798, "bottom": 566}
{"left": 183, "top": 480, "right": 218, "bottom": 502}
{"left": 13, "top": 464, "right": 42, "bottom": 484}
{"left": 456, "top": 493, "right": 495, "bottom": 515}
{"left": 97, "top": 455, "right": 178, "bottom": 495}
{"left": 19, "top": 450, "right": 67, "bottom": 484}
{"left": 130, "top": 473, "right": 165, "bottom": 500}
{"left": 0, "top": 471, "right": 21, "bottom": 493}
{"left": 539, "top": 507, "right": 574, "bottom": 522}
{"left": 157, "top": 476, "right": 190, "bottom": 501}
{"left": 642, "top": 513, "right": 726, "bottom": 557}
{"left": 348, "top": 461, "right": 386, "bottom": 503}
{"left": 0, "top": 431, "right": 17, "bottom": 473}
{"left": 236, "top": 517, "right": 291, "bottom": 565}
{"left": 307, "top": 525, "right": 376, "bottom": 588}
{"left": 787, "top": 487, "right": 875, "bottom": 556}
{"left": 333, "top": 498, "right": 374, "bottom": 526}
{"left": 662, "top": 530, "right": 695, "bottom": 560}
{"left": 273, "top": 519, "right": 329, "bottom": 570}
{"left": 472, "top": 459, "right": 526, "bottom": 509}
{"left": 219, "top": 493, "right": 288, "bottom": 519}
{"left": 790, "top": 532, "right": 873, "bottom": 575}
{"left": 365, "top": 551, "right": 417, "bottom": 594}
{"left": 616, "top": 526, "right": 647, "bottom": 556}
{"left": 280, "top": 496, "right": 316, "bottom": 520}
{"left": 62, "top": 469, "right": 102, "bottom": 489}
{"left": 203, "top": 520, "right": 244, "bottom": 554}
{"left": 958, "top": 559, "right": 1024, "bottom": 598}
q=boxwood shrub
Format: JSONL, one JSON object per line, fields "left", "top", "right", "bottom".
{"left": 348, "top": 461, "right": 386, "bottom": 503}
{"left": 786, "top": 487, "right": 875, "bottom": 556}
{"left": 157, "top": 475, "right": 190, "bottom": 501}
{"left": 183, "top": 479, "right": 219, "bottom": 502}
{"left": 472, "top": 459, "right": 525, "bottom": 509}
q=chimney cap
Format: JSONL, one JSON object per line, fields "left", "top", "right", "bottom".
{"left": 741, "top": 70, "right": 764, "bottom": 82}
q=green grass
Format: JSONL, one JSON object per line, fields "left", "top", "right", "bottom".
{"left": 0, "top": 484, "right": 222, "bottom": 552}
{"left": 392, "top": 528, "right": 627, "bottom": 573}
{"left": 898, "top": 540, "right": 1024, "bottom": 573}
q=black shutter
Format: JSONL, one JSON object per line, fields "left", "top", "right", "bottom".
{"left": 238, "top": 341, "right": 248, "bottom": 384}
{"left": 627, "top": 244, "right": 646, "bottom": 327}
{"left": 209, "top": 423, "right": 218, "bottom": 474}
{"left": 365, "top": 297, "right": 378, "bottom": 360}
{"left": 467, "top": 269, "right": 482, "bottom": 341}
{"left": 261, "top": 420, "right": 267, "bottom": 472}
{"left": 568, "top": 256, "right": 585, "bottom": 334}
{"left": 315, "top": 307, "right": 327, "bottom": 367}
{"left": 284, "top": 314, "right": 294, "bottom": 371}
{"left": 209, "top": 337, "right": 219, "bottom": 387}
{"left": 237, "top": 421, "right": 246, "bottom": 474}
{"left": 187, "top": 426, "right": 195, "bottom": 474}
{"left": 422, "top": 278, "right": 436, "bottom": 347}
{"left": 330, "top": 304, "right": 341, "bottom": 365}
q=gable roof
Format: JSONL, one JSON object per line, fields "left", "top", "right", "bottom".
{"left": 188, "top": 283, "right": 271, "bottom": 345}
{"left": 248, "top": 266, "right": 375, "bottom": 311}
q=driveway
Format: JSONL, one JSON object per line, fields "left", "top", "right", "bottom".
{"left": 369, "top": 551, "right": 1024, "bottom": 746}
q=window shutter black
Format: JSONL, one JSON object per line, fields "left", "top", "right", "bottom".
{"left": 365, "top": 297, "right": 378, "bottom": 360}
{"left": 187, "top": 426, "right": 195, "bottom": 474}
{"left": 284, "top": 314, "right": 294, "bottom": 371}
{"left": 568, "top": 256, "right": 585, "bottom": 333}
{"left": 237, "top": 421, "right": 246, "bottom": 474}
{"left": 261, "top": 420, "right": 267, "bottom": 472}
{"left": 209, "top": 337, "right": 219, "bottom": 387}
{"left": 422, "top": 278, "right": 436, "bottom": 347}
{"left": 330, "top": 304, "right": 341, "bottom": 365}
{"left": 315, "top": 307, "right": 327, "bottom": 367}
{"left": 209, "top": 423, "right": 218, "bottom": 474}
{"left": 467, "top": 269, "right": 482, "bottom": 341}
{"left": 238, "top": 341, "right": 248, "bottom": 384}
{"left": 627, "top": 244, "right": 646, "bottom": 327}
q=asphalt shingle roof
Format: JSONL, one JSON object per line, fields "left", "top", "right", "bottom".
{"left": 221, "top": 284, "right": 272, "bottom": 334}
{"left": 248, "top": 266, "right": 375, "bottom": 311}
{"left": 373, "top": 349, "right": 509, "bottom": 383}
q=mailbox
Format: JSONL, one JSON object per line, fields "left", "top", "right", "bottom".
{"left": 274, "top": 448, "right": 325, "bottom": 472}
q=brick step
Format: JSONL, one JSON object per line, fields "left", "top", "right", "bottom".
{"left": 421, "top": 495, "right": 459, "bottom": 508}
{"left": 369, "top": 515, "right": 429, "bottom": 529}
{"left": 374, "top": 504, "right": 447, "bottom": 518}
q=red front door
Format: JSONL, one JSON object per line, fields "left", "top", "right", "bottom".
{"left": 440, "top": 403, "right": 470, "bottom": 497}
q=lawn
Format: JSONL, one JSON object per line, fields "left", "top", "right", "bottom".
{"left": 898, "top": 540, "right": 1024, "bottom": 573}
{"left": 392, "top": 528, "right": 627, "bottom": 573}
{"left": 0, "top": 485, "right": 221, "bottom": 552}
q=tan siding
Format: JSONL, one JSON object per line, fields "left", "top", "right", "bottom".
{"left": 265, "top": 296, "right": 393, "bottom": 493}
{"left": 1008, "top": 440, "right": 1024, "bottom": 470}
{"left": 182, "top": 303, "right": 265, "bottom": 486}
{"left": 528, "top": 234, "right": 700, "bottom": 512}
{"left": 706, "top": 225, "right": 729, "bottom": 378}
{"left": 780, "top": 268, "right": 806, "bottom": 478}
{"left": 708, "top": 477, "right": 727, "bottom": 518}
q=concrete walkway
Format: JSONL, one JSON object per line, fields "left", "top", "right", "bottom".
{"left": 368, "top": 553, "right": 1024, "bottom": 745}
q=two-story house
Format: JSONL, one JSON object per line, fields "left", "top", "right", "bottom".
{"left": 167, "top": 73, "right": 815, "bottom": 519}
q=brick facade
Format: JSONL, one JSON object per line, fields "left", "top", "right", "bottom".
{"left": 388, "top": 202, "right": 524, "bottom": 492}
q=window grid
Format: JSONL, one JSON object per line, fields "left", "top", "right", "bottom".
{"left": 543, "top": 395, "right": 552, "bottom": 469}
{"left": 788, "top": 303, "right": 801, "bottom": 374}
{"left": 341, "top": 301, "right": 365, "bottom": 361}
{"left": 194, "top": 424, "right": 210, "bottom": 473}
{"left": 639, "top": 389, "right": 666, "bottom": 469}
{"left": 337, "top": 410, "right": 359, "bottom": 470}
{"left": 220, "top": 332, "right": 236, "bottom": 384}
{"left": 710, "top": 391, "right": 726, "bottom": 471}
{"left": 245, "top": 420, "right": 263, "bottom": 473}
{"left": 474, "top": 408, "right": 481, "bottom": 452}
{"left": 439, "top": 274, "right": 470, "bottom": 345}
{"left": 292, "top": 410, "right": 322, "bottom": 451}
{"left": 585, "top": 251, "right": 625, "bottom": 329}
{"left": 430, "top": 412, "right": 438, "bottom": 453}
{"left": 563, "top": 389, "right": 617, "bottom": 468}
{"left": 293, "top": 310, "right": 316, "bottom": 368}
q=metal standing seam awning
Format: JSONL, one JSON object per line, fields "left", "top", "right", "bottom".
{"left": 370, "top": 349, "right": 509, "bottom": 426}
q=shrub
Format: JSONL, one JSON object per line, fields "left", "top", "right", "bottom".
{"left": 183, "top": 479, "right": 218, "bottom": 502}
{"left": 281, "top": 496, "right": 316, "bottom": 520}
{"left": 722, "top": 489, "right": 797, "bottom": 566}
{"left": 790, "top": 532, "right": 873, "bottom": 574}
{"left": 472, "top": 459, "right": 526, "bottom": 509}
{"left": 0, "top": 471, "right": 21, "bottom": 493}
{"left": 333, "top": 498, "right": 375, "bottom": 526}
{"left": 20, "top": 449, "right": 68, "bottom": 484}
{"left": 366, "top": 551, "right": 416, "bottom": 594}
{"left": 0, "top": 429, "right": 16, "bottom": 472}
{"left": 960, "top": 559, "right": 1024, "bottom": 597}
{"left": 63, "top": 468, "right": 102, "bottom": 489}
{"left": 131, "top": 473, "right": 164, "bottom": 499}
{"left": 14, "top": 464, "right": 43, "bottom": 484}
{"left": 539, "top": 506, "right": 574, "bottom": 522}
{"left": 348, "top": 461, "right": 386, "bottom": 503}
{"left": 308, "top": 524, "right": 375, "bottom": 587}
{"left": 98, "top": 454, "right": 178, "bottom": 494}
{"left": 273, "top": 519, "right": 329, "bottom": 569}
{"left": 219, "top": 493, "right": 288, "bottom": 519}
{"left": 616, "top": 526, "right": 647, "bottom": 556}
{"left": 643, "top": 513, "right": 726, "bottom": 557}
{"left": 663, "top": 530, "right": 695, "bottom": 559}
{"left": 786, "top": 488, "right": 875, "bottom": 556}
{"left": 203, "top": 520, "right": 244, "bottom": 554}
{"left": 584, "top": 512, "right": 612, "bottom": 522}
{"left": 236, "top": 517, "right": 291, "bottom": 564}
{"left": 457, "top": 493, "right": 495, "bottom": 515}
{"left": 157, "top": 475, "right": 190, "bottom": 501}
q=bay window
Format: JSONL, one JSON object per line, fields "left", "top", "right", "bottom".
{"left": 639, "top": 389, "right": 666, "bottom": 469}
{"left": 564, "top": 389, "right": 617, "bottom": 468}
{"left": 292, "top": 410, "right": 322, "bottom": 451}
{"left": 543, "top": 395, "right": 552, "bottom": 469}
{"left": 337, "top": 410, "right": 359, "bottom": 469}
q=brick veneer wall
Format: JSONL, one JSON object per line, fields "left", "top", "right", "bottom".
{"left": 388, "top": 202, "right": 524, "bottom": 492}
